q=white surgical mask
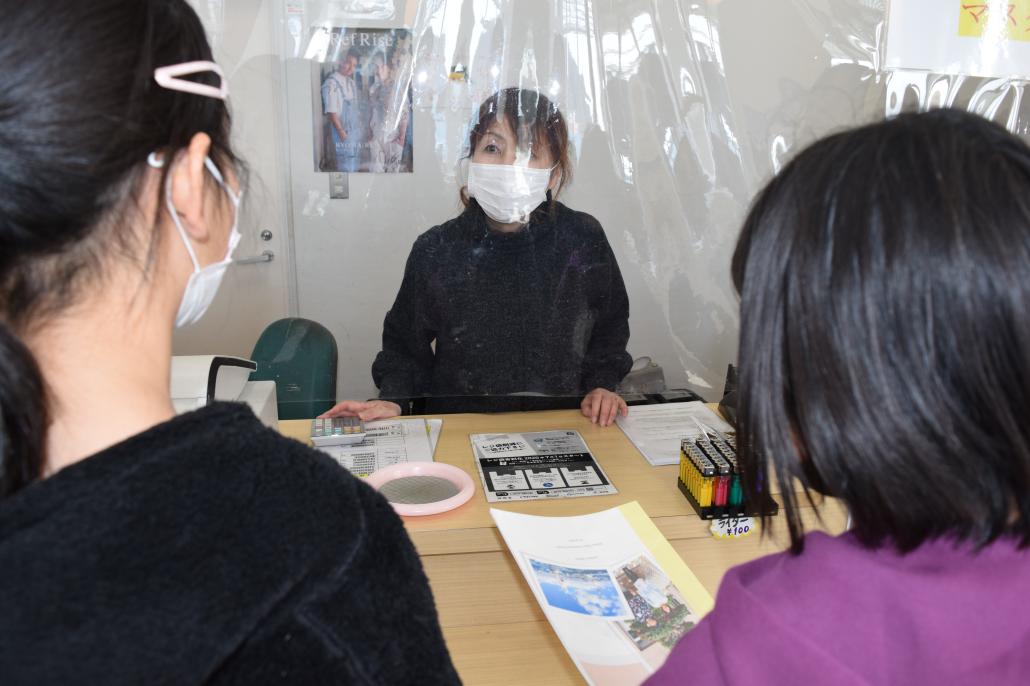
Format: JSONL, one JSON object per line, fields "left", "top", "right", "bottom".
{"left": 466, "top": 161, "right": 554, "bottom": 225}
{"left": 148, "top": 152, "right": 242, "bottom": 327}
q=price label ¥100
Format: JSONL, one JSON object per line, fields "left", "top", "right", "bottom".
{"left": 710, "top": 516, "right": 755, "bottom": 539}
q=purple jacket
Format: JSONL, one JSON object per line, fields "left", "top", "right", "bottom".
{"left": 647, "top": 531, "right": 1030, "bottom": 684}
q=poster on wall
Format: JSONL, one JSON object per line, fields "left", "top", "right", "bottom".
{"left": 885, "top": 0, "right": 1030, "bottom": 78}
{"left": 310, "top": 27, "right": 413, "bottom": 173}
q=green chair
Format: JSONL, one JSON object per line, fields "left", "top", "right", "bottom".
{"left": 249, "top": 318, "right": 338, "bottom": 420}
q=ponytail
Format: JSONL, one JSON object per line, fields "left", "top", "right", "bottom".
{"left": 0, "top": 322, "right": 46, "bottom": 497}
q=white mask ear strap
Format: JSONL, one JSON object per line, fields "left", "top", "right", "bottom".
{"left": 150, "top": 152, "right": 229, "bottom": 181}
{"left": 149, "top": 151, "right": 201, "bottom": 270}
{"left": 203, "top": 156, "right": 224, "bottom": 183}
{"left": 203, "top": 157, "right": 241, "bottom": 207}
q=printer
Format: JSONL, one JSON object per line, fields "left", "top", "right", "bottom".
{"left": 170, "top": 355, "right": 278, "bottom": 429}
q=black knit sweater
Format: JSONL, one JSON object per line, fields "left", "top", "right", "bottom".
{"left": 372, "top": 201, "right": 632, "bottom": 414}
{"left": 0, "top": 403, "right": 459, "bottom": 685}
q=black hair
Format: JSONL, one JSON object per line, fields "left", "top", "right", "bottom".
{"left": 732, "top": 108, "right": 1030, "bottom": 553}
{"left": 0, "top": 0, "right": 240, "bottom": 497}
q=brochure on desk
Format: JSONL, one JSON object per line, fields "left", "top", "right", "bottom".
{"left": 470, "top": 430, "right": 617, "bottom": 502}
{"left": 492, "top": 502, "right": 714, "bottom": 685}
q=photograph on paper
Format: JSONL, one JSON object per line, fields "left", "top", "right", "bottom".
{"left": 612, "top": 554, "right": 700, "bottom": 667}
{"left": 528, "top": 558, "right": 632, "bottom": 619}
{"left": 310, "top": 27, "right": 413, "bottom": 173}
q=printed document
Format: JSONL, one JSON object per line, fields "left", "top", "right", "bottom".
{"left": 470, "top": 430, "right": 617, "bottom": 502}
{"left": 616, "top": 402, "right": 734, "bottom": 466}
{"left": 318, "top": 418, "right": 434, "bottom": 477}
{"left": 492, "top": 502, "right": 713, "bottom": 685}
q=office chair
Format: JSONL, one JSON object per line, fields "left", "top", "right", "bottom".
{"left": 249, "top": 318, "right": 338, "bottom": 420}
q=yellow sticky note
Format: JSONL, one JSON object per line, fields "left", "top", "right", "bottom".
{"left": 958, "top": 1, "right": 1030, "bottom": 42}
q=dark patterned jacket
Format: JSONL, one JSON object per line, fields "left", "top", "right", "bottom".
{"left": 372, "top": 201, "right": 632, "bottom": 414}
{"left": 0, "top": 403, "right": 460, "bottom": 685}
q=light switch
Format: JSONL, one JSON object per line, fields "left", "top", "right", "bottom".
{"left": 329, "top": 172, "right": 349, "bottom": 199}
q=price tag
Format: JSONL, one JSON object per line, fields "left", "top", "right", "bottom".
{"left": 710, "top": 516, "right": 755, "bottom": 539}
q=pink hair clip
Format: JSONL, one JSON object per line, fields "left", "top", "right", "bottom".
{"left": 154, "top": 60, "right": 228, "bottom": 100}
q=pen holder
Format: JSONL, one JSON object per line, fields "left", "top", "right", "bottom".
{"left": 677, "top": 438, "right": 778, "bottom": 520}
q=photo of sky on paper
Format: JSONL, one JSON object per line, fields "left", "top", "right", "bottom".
{"left": 959, "top": 1, "right": 1030, "bottom": 41}
{"left": 528, "top": 559, "right": 630, "bottom": 619}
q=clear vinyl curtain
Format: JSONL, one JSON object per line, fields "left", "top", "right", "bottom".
{"left": 198, "top": 0, "right": 1030, "bottom": 402}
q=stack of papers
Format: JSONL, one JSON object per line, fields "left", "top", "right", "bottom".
{"left": 317, "top": 417, "right": 442, "bottom": 477}
{"left": 615, "top": 402, "right": 734, "bottom": 466}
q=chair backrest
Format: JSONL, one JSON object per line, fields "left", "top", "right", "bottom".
{"left": 250, "top": 318, "right": 338, "bottom": 420}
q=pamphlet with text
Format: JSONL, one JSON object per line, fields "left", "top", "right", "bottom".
{"left": 491, "top": 502, "right": 713, "bottom": 685}
{"left": 471, "top": 430, "right": 617, "bottom": 502}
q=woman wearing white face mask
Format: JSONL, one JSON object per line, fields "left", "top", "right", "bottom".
{"left": 0, "top": 2, "right": 458, "bottom": 683}
{"left": 323, "top": 88, "right": 632, "bottom": 424}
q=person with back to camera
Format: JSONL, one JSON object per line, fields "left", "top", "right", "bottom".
{"left": 646, "top": 108, "right": 1030, "bottom": 684}
{"left": 321, "top": 87, "right": 633, "bottom": 426}
{"left": 0, "top": 1, "right": 458, "bottom": 683}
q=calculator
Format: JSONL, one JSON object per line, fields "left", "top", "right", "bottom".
{"left": 310, "top": 417, "right": 366, "bottom": 447}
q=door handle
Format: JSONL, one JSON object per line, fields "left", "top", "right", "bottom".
{"left": 236, "top": 250, "right": 274, "bottom": 265}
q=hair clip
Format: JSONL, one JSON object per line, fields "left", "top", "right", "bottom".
{"left": 154, "top": 60, "right": 228, "bottom": 100}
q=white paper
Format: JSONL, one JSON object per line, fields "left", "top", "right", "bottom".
{"left": 318, "top": 418, "right": 433, "bottom": 476}
{"left": 491, "top": 506, "right": 706, "bottom": 685}
{"left": 885, "top": 0, "right": 1030, "bottom": 78}
{"left": 426, "top": 418, "right": 443, "bottom": 456}
{"left": 470, "top": 430, "right": 618, "bottom": 502}
{"left": 615, "top": 402, "right": 733, "bottom": 466}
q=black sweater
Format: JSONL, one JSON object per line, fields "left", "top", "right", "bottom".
{"left": 372, "top": 201, "right": 632, "bottom": 414}
{"left": 0, "top": 403, "right": 459, "bottom": 685}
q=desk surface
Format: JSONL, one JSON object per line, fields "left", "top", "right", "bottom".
{"left": 280, "top": 409, "right": 846, "bottom": 685}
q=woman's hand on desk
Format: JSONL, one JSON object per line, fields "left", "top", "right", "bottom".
{"left": 319, "top": 400, "right": 402, "bottom": 421}
{"left": 581, "top": 388, "right": 628, "bottom": 427}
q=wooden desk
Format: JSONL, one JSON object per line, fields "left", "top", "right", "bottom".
{"left": 281, "top": 409, "right": 847, "bottom": 685}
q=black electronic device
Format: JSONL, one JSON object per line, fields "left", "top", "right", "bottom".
{"left": 717, "top": 364, "right": 737, "bottom": 427}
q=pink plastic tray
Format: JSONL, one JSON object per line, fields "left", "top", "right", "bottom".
{"left": 364, "top": 462, "right": 475, "bottom": 516}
